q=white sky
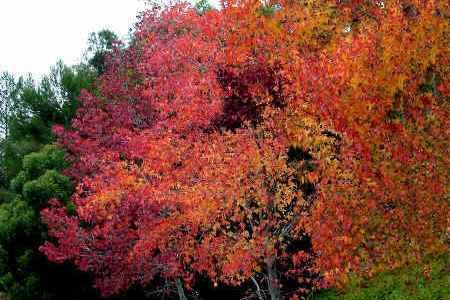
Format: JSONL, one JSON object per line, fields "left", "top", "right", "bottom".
{"left": 0, "top": 0, "right": 148, "bottom": 79}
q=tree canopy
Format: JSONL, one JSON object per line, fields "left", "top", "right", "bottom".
{"left": 39, "top": 1, "right": 449, "bottom": 300}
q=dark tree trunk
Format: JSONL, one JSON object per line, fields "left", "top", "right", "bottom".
{"left": 251, "top": 276, "right": 265, "bottom": 300}
{"left": 266, "top": 258, "right": 282, "bottom": 300}
{"left": 176, "top": 278, "right": 188, "bottom": 300}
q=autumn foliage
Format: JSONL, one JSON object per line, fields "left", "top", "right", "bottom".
{"left": 40, "top": 1, "right": 449, "bottom": 299}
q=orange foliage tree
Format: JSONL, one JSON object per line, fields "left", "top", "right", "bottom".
{"left": 41, "top": 1, "right": 449, "bottom": 299}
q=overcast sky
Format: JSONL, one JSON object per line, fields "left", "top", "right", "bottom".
{"left": 0, "top": 0, "right": 148, "bottom": 79}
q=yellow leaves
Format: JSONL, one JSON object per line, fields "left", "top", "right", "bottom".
{"left": 287, "top": 117, "right": 332, "bottom": 153}
{"left": 41, "top": 2, "right": 450, "bottom": 296}
{"left": 87, "top": 189, "right": 122, "bottom": 221}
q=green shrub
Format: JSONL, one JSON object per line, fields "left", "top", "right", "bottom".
{"left": 0, "top": 199, "right": 35, "bottom": 245}
{"left": 22, "top": 170, "right": 72, "bottom": 209}
{"left": 312, "top": 255, "right": 450, "bottom": 300}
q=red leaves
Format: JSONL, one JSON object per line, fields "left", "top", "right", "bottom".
{"left": 41, "top": 0, "right": 449, "bottom": 298}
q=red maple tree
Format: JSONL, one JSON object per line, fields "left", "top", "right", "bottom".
{"left": 41, "top": 1, "right": 449, "bottom": 299}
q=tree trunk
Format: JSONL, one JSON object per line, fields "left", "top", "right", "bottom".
{"left": 251, "top": 276, "right": 265, "bottom": 300}
{"left": 175, "top": 278, "right": 188, "bottom": 300}
{"left": 266, "top": 258, "right": 282, "bottom": 300}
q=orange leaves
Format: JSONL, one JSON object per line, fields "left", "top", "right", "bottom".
{"left": 40, "top": 1, "right": 449, "bottom": 298}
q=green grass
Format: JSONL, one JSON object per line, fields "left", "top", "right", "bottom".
{"left": 311, "top": 254, "right": 450, "bottom": 300}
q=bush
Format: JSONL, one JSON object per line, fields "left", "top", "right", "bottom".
{"left": 312, "top": 255, "right": 450, "bottom": 300}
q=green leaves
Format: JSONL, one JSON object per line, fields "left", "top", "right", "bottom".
{"left": 0, "top": 25, "right": 120, "bottom": 300}
{"left": 0, "top": 199, "right": 35, "bottom": 245}
{"left": 10, "top": 145, "right": 71, "bottom": 208}
{"left": 312, "top": 254, "right": 450, "bottom": 300}
{"left": 22, "top": 145, "right": 68, "bottom": 179}
{"left": 195, "top": 0, "right": 213, "bottom": 15}
{"left": 86, "top": 30, "right": 119, "bottom": 75}
{"left": 23, "top": 170, "right": 72, "bottom": 209}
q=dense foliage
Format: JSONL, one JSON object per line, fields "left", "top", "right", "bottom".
{"left": 0, "top": 30, "right": 119, "bottom": 300}
{"left": 39, "top": 1, "right": 449, "bottom": 300}
{"left": 0, "top": 62, "right": 96, "bottom": 183}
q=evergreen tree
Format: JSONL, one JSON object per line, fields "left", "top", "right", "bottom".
{"left": 0, "top": 30, "right": 120, "bottom": 300}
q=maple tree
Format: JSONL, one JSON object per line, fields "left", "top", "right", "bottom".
{"left": 41, "top": 1, "right": 449, "bottom": 299}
